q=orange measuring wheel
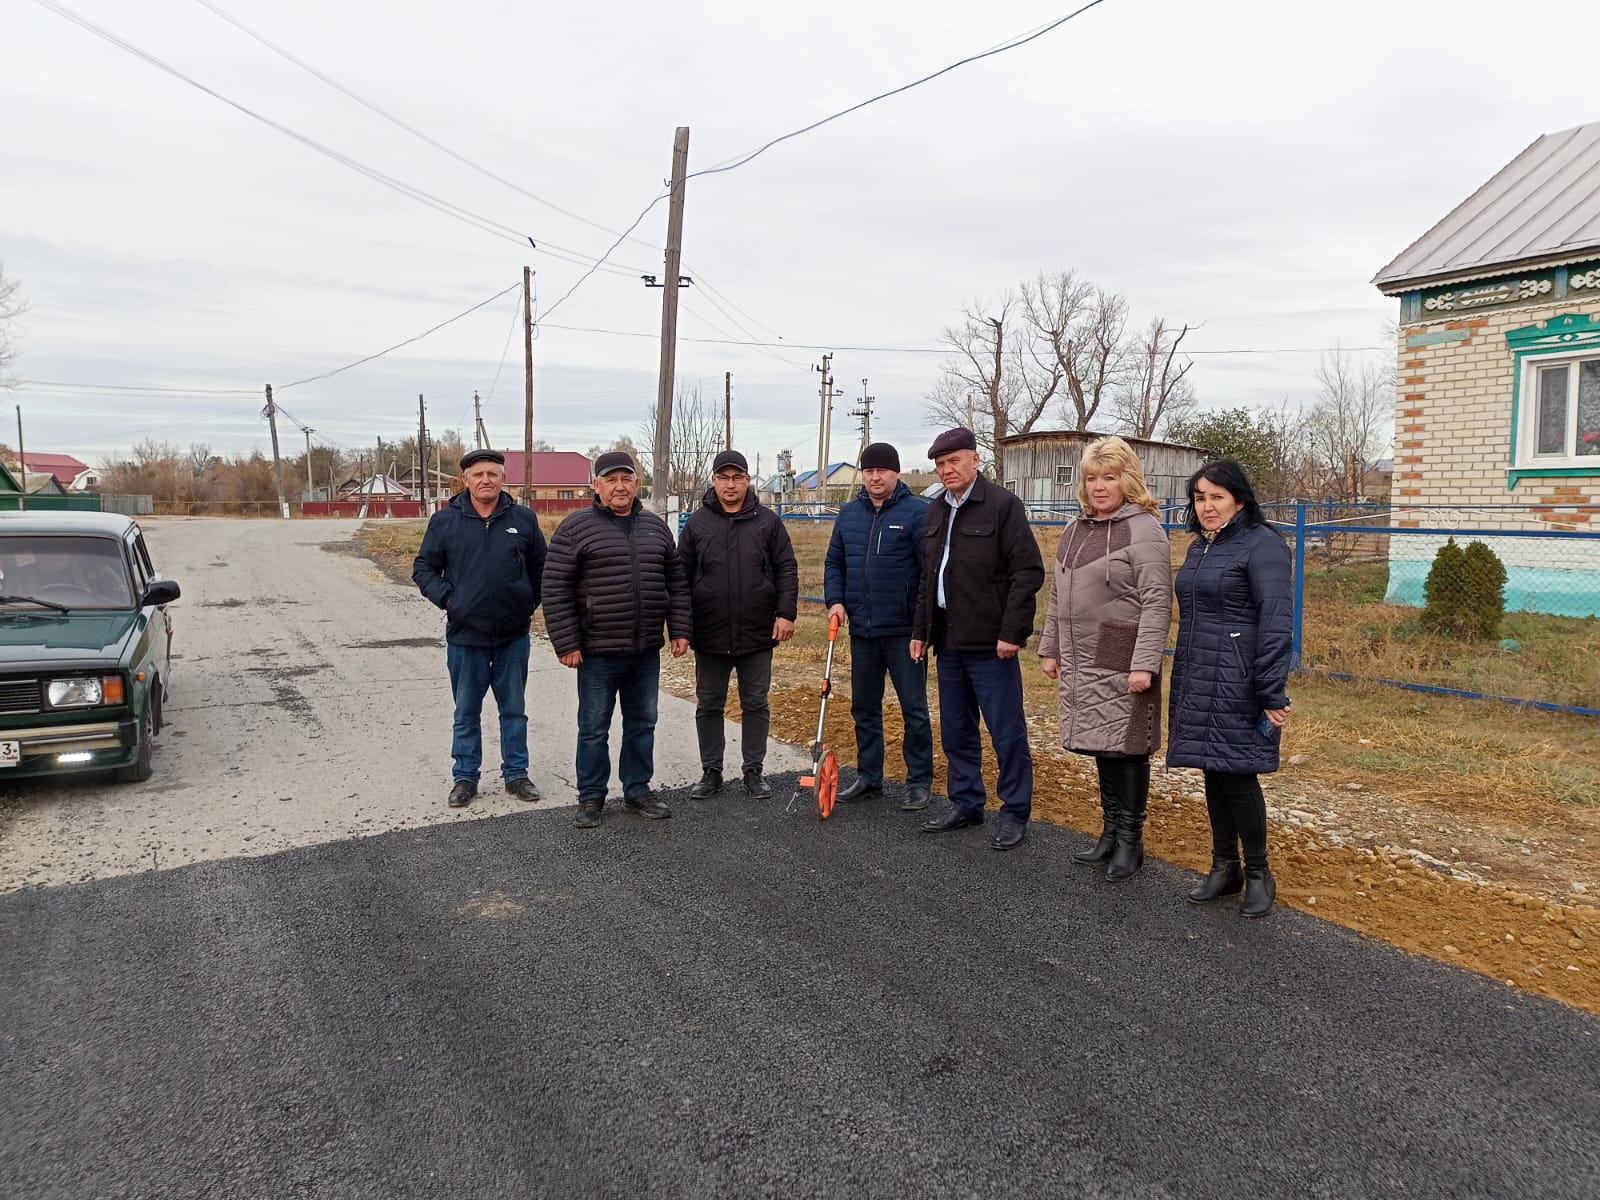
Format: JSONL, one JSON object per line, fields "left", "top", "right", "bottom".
{"left": 799, "top": 612, "right": 844, "bottom": 820}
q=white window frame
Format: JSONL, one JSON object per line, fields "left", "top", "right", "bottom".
{"left": 1519, "top": 347, "right": 1600, "bottom": 466}
{"left": 1055, "top": 464, "right": 1074, "bottom": 485}
{"left": 1004, "top": 479, "right": 1018, "bottom": 493}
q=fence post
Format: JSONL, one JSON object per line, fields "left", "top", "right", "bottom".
{"left": 1292, "top": 501, "right": 1306, "bottom": 671}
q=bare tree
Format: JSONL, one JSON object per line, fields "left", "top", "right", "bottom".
{"left": 924, "top": 294, "right": 1022, "bottom": 479}
{"left": 1305, "top": 348, "right": 1394, "bottom": 501}
{"left": 639, "top": 383, "right": 722, "bottom": 505}
{"left": 1112, "top": 317, "right": 1197, "bottom": 439}
{"left": 0, "top": 264, "right": 24, "bottom": 389}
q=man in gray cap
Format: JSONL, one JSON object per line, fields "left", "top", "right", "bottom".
{"left": 911, "top": 428, "right": 1044, "bottom": 850}
{"left": 678, "top": 449, "right": 798, "bottom": 800}
{"left": 543, "top": 450, "right": 692, "bottom": 829}
{"left": 824, "top": 442, "right": 934, "bottom": 810}
{"left": 413, "top": 448, "right": 547, "bottom": 808}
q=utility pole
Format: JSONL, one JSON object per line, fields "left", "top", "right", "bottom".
{"left": 473, "top": 391, "right": 487, "bottom": 450}
{"left": 523, "top": 265, "right": 534, "bottom": 503}
{"left": 14, "top": 405, "right": 25, "bottom": 513}
{"left": 724, "top": 371, "right": 732, "bottom": 450}
{"left": 417, "top": 394, "right": 428, "bottom": 512}
{"left": 650, "top": 126, "right": 691, "bottom": 515}
{"left": 303, "top": 426, "right": 315, "bottom": 501}
{"left": 813, "top": 353, "right": 832, "bottom": 503}
{"left": 377, "top": 435, "right": 392, "bottom": 518}
{"left": 851, "top": 378, "right": 875, "bottom": 487}
{"left": 264, "top": 384, "right": 288, "bottom": 519}
{"left": 966, "top": 391, "right": 976, "bottom": 430}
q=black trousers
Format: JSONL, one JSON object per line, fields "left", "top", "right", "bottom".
{"left": 1203, "top": 770, "right": 1269, "bottom": 872}
{"left": 693, "top": 648, "right": 773, "bottom": 774}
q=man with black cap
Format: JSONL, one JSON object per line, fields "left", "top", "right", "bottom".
{"left": 412, "top": 448, "right": 547, "bottom": 808}
{"left": 543, "top": 450, "right": 692, "bottom": 829}
{"left": 823, "top": 442, "right": 934, "bottom": 810}
{"left": 911, "top": 427, "right": 1045, "bottom": 849}
{"left": 677, "top": 449, "right": 798, "bottom": 800}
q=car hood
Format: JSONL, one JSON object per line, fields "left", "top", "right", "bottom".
{"left": 0, "top": 610, "right": 140, "bottom": 667}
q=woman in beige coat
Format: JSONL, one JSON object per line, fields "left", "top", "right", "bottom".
{"left": 1039, "top": 437, "right": 1173, "bottom": 880}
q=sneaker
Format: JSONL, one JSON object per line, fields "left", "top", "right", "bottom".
{"left": 505, "top": 777, "right": 542, "bottom": 803}
{"left": 574, "top": 799, "right": 603, "bottom": 829}
{"left": 624, "top": 791, "right": 672, "bottom": 820}
{"left": 447, "top": 779, "right": 477, "bottom": 808}
{"left": 742, "top": 768, "right": 772, "bottom": 798}
{"left": 688, "top": 769, "right": 723, "bottom": 799}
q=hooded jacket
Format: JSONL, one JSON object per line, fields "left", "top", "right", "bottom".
{"left": 542, "top": 494, "right": 692, "bottom": 658}
{"left": 1038, "top": 503, "right": 1173, "bottom": 756}
{"left": 1166, "top": 516, "right": 1293, "bottom": 774}
{"left": 912, "top": 474, "right": 1045, "bottom": 653}
{"left": 677, "top": 486, "right": 798, "bottom": 657}
{"left": 823, "top": 480, "right": 927, "bottom": 638}
{"left": 412, "top": 489, "right": 545, "bottom": 646}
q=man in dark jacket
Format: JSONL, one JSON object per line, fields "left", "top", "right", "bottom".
{"left": 543, "top": 451, "right": 692, "bottom": 829}
{"left": 412, "top": 448, "right": 547, "bottom": 809}
{"left": 824, "top": 442, "right": 934, "bottom": 811}
{"left": 911, "top": 428, "right": 1045, "bottom": 850}
{"left": 679, "top": 449, "right": 798, "bottom": 801}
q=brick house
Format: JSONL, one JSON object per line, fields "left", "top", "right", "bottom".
{"left": 1373, "top": 120, "right": 1600, "bottom": 617}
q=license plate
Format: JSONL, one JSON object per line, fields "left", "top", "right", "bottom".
{"left": 0, "top": 740, "right": 17, "bottom": 767}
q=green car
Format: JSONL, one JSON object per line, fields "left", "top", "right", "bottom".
{"left": 0, "top": 512, "right": 179, "bottom": 782}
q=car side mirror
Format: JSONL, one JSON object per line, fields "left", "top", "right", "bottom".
{"left": 143, "top": 579, "right": 181, "bottom": 606}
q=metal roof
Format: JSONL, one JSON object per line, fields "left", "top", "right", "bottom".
{"left": 1374, "top": 121, "right": 1600, "bottom": 292}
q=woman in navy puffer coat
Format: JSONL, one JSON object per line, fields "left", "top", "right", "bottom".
{"left": 1168, "top": 460, "right": 1293, "bottom": 918}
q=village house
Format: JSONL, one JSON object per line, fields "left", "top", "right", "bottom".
{"left": 17, "top": 452, "right": 97, "bottom": 491}
{"left": 996, "top": 430, "right": 1208, "bottom": 510}
{"left": 1373, "top": 119, "right": 1600, "bottom": 617}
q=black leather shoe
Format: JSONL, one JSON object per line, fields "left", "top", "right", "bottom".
{"left": 742, "top": 769, "right": 772, "bottom": 798}
{"left": 901, "top": 786, "right": 931, "bottom": 812}
{"left": 989, "top": 818, "right": 1027, "bottom": 851}
{"left": 505, "top": 777, "right": 541, "bottom": 803}
{"left": 447, "top": 779, "right": 477, "bottom": 808}
{"left": 689, "top": 769, "right": 723, "bottom": 799}
{"left": 1239, "top": 866, "right": 1276, "bottom": 918}
{"left": 1073, "top": 825, "right": 1117, "bottom": 865}
{"left": 625, "top": 792, "right": 672, "bottom": 820}
{"left": 837, "top": 777, "right": 883, "bottom": 803}
{"left": 1187, "top": 857, "right": 1244, "bottom": 904}
{"left": 920, "top": 807, "right": 984, "bottom": 833}
{"left": 1105, "top": 836, "right": 1145, "bottom": 882}
{"left": 574, "top": 799, "right": 602, "bottom": 829}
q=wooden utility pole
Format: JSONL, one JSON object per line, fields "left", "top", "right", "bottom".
{"left": 651, "top": 126, "right": 691, "bottom": 515}
{"left": 724, "top": 371, "right": 732, "bottom": 450}
{"left": 14, "top": 405, "right": 25, "bottom": 513}
{"left": 813, "top": 353, "right": 832, "bottom": 503}
{"left": 264, "top": 384, "right": 288, "bottom": 519}
{"left": 523, "top": 265, "right": 534, "bottom": 503}
{"left": 417, "top": 394, "right": 428, "bottom": 512}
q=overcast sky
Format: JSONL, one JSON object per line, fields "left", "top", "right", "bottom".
{"left": 4, "top": 0, "right": 1597, "bottom": 476}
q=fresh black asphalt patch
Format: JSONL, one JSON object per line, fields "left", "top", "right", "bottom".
{"left": 4, "top": 779, "right": 1598, "bottom": 1199}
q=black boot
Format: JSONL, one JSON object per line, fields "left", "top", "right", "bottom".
{"left": 1073, "top": 765, "right": 1119, "bottom": 864}
{"left": 1104, "top": 758, "right": 1148, "bottom": 883}
{"left": 1239, "top": 865, "right": 1276, "bottom": 918}
{"left": 1187, "top": 857, "right": 1243, "bottom": 904}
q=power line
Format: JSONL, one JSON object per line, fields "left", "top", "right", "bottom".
{"left": 19, "top": 379, "right": 257, "bottom": 395}
{"left": 538, "top": 192, "right": 669, "bottom": 322}
{"left": 279, "top": 282, "right": 521, "bottom": 390}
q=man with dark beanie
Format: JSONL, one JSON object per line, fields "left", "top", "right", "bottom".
{"left": 911, "top": 428, "right": 1044, "bottom": 850}
{"left": 824, "top": 442, "right": 934, "bottom": 810}
{"left": 678, "top": 449, "right": 798, "bottom": 800}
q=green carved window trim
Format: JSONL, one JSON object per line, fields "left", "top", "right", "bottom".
{"left": 1504, "top": 311, "right": 1600, "bottom": 490}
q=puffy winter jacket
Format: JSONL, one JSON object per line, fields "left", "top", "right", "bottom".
{"left": 1038, "top": 504, "right": 1172, "bottom": 756}
{"left": 823, "top": 481, "right": 927, "bottom": 638}
{"left": 677, "top": 487, "right": 798, "bottom": 657}
{"left": 542, "top": 496, "right": 692, "bottom": 658}
{"left": 411, "top": 490, "right": 545, "bottom": 646}
{"left": 1166, "top": 517, "right": 1293, "bottom": 774}
{"left": 912, "top": 474, "right": 1045, "bottom": 652}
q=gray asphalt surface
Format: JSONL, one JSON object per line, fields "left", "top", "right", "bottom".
{"left": 5, "top": 786, "right": 1598, "bottom": 1200}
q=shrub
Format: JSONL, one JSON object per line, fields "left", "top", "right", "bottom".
{"left": 1421, "top": 537, "right": 1507, "bottom": 640}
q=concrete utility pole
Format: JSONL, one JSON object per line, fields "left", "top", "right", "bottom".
{"left": 417, "top": 394, "right": 428, "bottom": 512}
{"left": 813, "top": 353, "right": 832, "bottom": 503}
{"left": 376, "top": 435, "right": 392, "bottom": 518}
{"left": 303, "top": 427, "right": 316, "bottom": 501}
{"left": 523, "top": 265, "right": 535, "bottom": 503}
{"left": 851, "top": 378, "right": 875, "bottom": 487}
{"left": 724, "top": 371, "right": 732, "bottom": 450}
{"left": 14, "top": 405, "right": 25, "bottom": 513}
{"left": 264, "top": 384, "right": 288, "bottom": 519}
{"left": 474, "top": 391, "right": 487, "bottom": 450}
{"left": 650, "top": 126, "right": 691, "bottom": 515}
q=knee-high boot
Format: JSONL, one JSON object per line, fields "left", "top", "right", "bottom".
{"left": 1074, "top": 758, "right": 1121, "bottom": 864}
{"left": 1104, "top": 757, "right": 1149, "bottom": 882}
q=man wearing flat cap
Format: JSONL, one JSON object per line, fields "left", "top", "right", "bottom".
{"left": 543, "top": 450, "right": 692, "bottom": 829}
{"left": 678, "top": 449, "right": 798, "bottom": 801}
{"left": 413, "top": 447, "right": 548, "bottom": 809}
{"left": 823, "top": 442, "right": 935, "bottom": 810}
{"left": 911, "top": 428, "right": 1045, "bottom": 850}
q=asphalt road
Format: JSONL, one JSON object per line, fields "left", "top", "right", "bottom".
{"left": 2, "top": 519, "right": 1598, "bottom": 1198}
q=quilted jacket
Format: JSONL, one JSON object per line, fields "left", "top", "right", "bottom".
{"left": 1038, "top": 504, "right": 1172, "bottom": 756}
{"left": 1167, "top": 516, "right": 1293, "bottom": 774}
{"left": 542, "top": 496, "right": 692, "bottom": 658}
{"left": 822, "top": 480, "right": 927, "bottom": 638}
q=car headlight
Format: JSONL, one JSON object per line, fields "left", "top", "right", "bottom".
{"left": 47, "top": 676, "right": 123, "bottom": 708}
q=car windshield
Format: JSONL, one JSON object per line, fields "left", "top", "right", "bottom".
{"left": 0, "top": 535, "right": 135, "bottom": 610}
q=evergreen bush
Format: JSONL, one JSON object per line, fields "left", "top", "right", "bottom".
{"left": 1421, "top": 537, "right": 1507, "bottom": 640}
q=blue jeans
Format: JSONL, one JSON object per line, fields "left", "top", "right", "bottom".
{"left": 850, "top": 635, "right": 933, "bottom": 788}
{"left": 576, "top": 651, "right": 660, "bottom": 803}
{"left": 936, "top": 649, "right": 1032, "bottom": 821}
{"left": 446, "top": 635, "right": 530, "bottom": 782}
